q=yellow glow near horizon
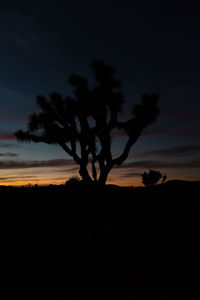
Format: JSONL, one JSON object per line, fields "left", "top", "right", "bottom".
{"left": 0, "top": 176, "right": 142, "bottom": 187}
{"left": 0, "top": 165, "right": 143, "bottom": 187}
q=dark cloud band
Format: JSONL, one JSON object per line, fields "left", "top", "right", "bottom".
{"left": 0, "top": 159, "right": 75, "bottom": 169}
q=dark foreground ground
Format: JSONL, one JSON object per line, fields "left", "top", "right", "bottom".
{"left": 0, "top": 180, "right": 198, "bottom": 299}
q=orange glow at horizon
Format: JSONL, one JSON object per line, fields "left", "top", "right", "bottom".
{"left": 0, "top": 178, "right": 142, "bottom": 187}
{"left": 0, "top": 173, "right": 143, "bottom": 187}
{"left": 0, "top": 165, "right": 144, "bottom": 187}
{"left": 0, "top": 165, "right": 199, "bottom": 187}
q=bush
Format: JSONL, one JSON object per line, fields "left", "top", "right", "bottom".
{"left": 142, "top": 169, "right": 167, "bottom": 187}
{"left": 65, "top": 176, "right": 82, "bottom": 187}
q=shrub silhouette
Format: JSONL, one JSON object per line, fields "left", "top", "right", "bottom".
{"left": 142, "top": 169, "right": 167, "bottom": 187}
{"left": 65, "top": 176, "right": 82, "bottom": 187}
{"left": 15, "top": 60, "right": 160, "bottom": 185}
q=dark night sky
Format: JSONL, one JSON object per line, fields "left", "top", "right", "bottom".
{"left": 0, "top": 0, "right": 200, "bottom": 185}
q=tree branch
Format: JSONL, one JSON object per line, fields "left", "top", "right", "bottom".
{"left": 15, "top": 130, "right": 56, "bottom": 144}
{"left": 111, "top": 127, "right": 143, "bottom": 167}
{"left": 59, "top": 142, "right": 81, "bottom": 164}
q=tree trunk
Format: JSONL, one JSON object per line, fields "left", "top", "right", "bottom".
{"left": 79, "top": 164, "right": 93, "bottom": 183}
{"left": 98, "top": 165, "right": 111, "bottom": 185}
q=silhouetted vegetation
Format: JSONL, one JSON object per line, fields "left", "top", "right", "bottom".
{"left": 65, "top": 175, "right": 82, "bottom": 187}
{"left": 142, "top": 169, "right": 167, "bottom": 187}
{"left": 15, "top": 60, "right": 160, "bottom": 185}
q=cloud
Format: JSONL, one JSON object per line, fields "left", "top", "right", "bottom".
{"left": 111, "top": 125, "right": 200, "bottom": 140}
{"left": 0, "top": 129, "right": 15, "bottom": 141}
{"left": 0, "top": 143, "right": 17, "bottom": 148}
{"left": 0, "top": 175, "right": 37, "bottom": 182}
{"left": 115, "top": 171, "right": 142, "bottom": 179}
{"left": 0, "top": 152, "right": 19, "bottom": 157}
{"left": 118, "top": 159, "right": 200, "bottom": 170}
{"left": 0, "top": 86, "right": 34, "bottom": 106}
{"left": 0, "top": 159, "right": 75, "bottom": 169}
{"left": 0, "top": 142, "right": 22, "bottom": 149}
{"left": 142, "top": 127, "right": 200, "bottom": 139}
{"left": 135, "top": 144, "right": 200, "bottom": 158}
{"left": 55, "top": 167, "right": 79, "bottom": 173}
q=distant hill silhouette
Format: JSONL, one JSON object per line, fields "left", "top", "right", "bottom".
{"left": 164, "top": 179, "right": 200, "bottom": 188}
{"left": 0, "top": 180, "right": 196, "bottom": 299}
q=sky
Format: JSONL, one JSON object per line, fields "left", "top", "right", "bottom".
{"left": 0, "top": 0, "right": 200, "bottom": 186}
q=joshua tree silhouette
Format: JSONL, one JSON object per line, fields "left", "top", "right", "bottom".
{"left": 15, "top": 60, "right": 160, "bottom": 185}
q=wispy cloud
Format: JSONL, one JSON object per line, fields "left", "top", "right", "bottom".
{"left": 0, "top": 129, "right": 15, "bottom": 141}
{"left": 0, "top": 159, "right": 75, "bottom": 169}
{"left": 0, "top": 86, "right": 33, "bottom": 105}
{"left": 0, "top": 152, "right": 18, "bottom": 157}
{"left": 142, "top": 127, "right": 200, "bottom": 139}
{"left": 4, "top": 15, "right": 66, "bottom": 80}
{"left": 0, "top": 175, "right": 37, "bottom": 182}
{"left": 111, "top": 124, "right": 200, "bottom": 140}
{"left": 118, "top": 159, "right": 200, "bottom": 170}
{"left": 55, "top": 167, "right": 79, "bottom": 173}
{"left": 114, "top": 171, "right": 142, "bottom": 179}
{"left": 135, "top": 144, "right": 200, "bottom": 158}
{"left": 0, "top": 143, "right": 19, "bottom": 148}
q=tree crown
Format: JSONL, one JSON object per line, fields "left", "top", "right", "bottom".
{"left": 15, "top": 60, "right": 160, "bottom": 185}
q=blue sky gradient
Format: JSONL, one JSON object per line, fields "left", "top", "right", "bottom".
{"left": 0, "top": 1, "right": 200, "bottom": 185}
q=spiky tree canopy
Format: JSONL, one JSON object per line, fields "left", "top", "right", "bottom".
{"left": 15, "top": 60, "right": 160, "bottom": 184}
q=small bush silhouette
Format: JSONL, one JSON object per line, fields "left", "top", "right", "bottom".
{"left": 142, "top": 169, "right": 167, "bottom": 187}
{"left": 65, "top": 176, "right": 82, "bottom": 187}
